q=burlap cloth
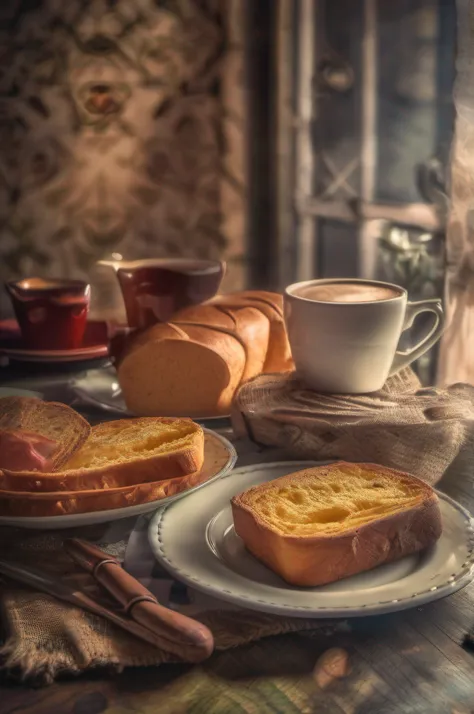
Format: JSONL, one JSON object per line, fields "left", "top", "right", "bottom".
{"left": 0, "top": 524, "right": 341, "bottom": 686}
{"left": 233, "top": 367, "right": 474, "bottom": 486}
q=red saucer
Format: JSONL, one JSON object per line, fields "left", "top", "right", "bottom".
{"left": 0, "top": 320, "right": 110, "bottom": 363}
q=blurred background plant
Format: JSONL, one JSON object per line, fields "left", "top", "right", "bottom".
{"left": 376, "top": 222, "right": 445, "bottom": 383}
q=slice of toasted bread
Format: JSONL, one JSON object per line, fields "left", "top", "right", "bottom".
{"left": 231, "top": 461, "right": 442, "bottom": 587}
{"left": 0, "top": 430, "right": 229, "bottom": 517}
{"left": 0, "top": 417, "right": 204, "bottom": 492}
{"left": 0, "top": 470, "right": 206, "bottom": 517}
{"left": 0, "top": 397, "right": 90, "bottom": 470}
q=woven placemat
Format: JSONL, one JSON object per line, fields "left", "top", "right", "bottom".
{"left": 232, "top": 367, "right": 474, "bottom": 486}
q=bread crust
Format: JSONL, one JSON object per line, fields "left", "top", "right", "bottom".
{"left": 0, "top": 397, "right": 90, "bottom": 469}
{"left": 0, "top": 417, "right": 204, "bottom": 492}
{"left": 0, "top": 467, "right": 208, "bottom": 517}
{"left": 210, "top": 292, "right": 293, "bottom": 373}
{"left": 236, "top": 290, "right": 284, "bottom": 317}
{"left": 231, "top": 462, "right": 443, "bottom": 587}
{"left": 173, "top": 304, "right": 270, "bottom": 383}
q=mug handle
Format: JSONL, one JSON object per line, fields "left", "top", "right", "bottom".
{"left": 389, "top": 299, "right": 445, "bottom": 376}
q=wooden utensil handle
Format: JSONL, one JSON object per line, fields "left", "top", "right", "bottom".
{"left": 64, "top": 538, "right": 120, "bottom": 572}
{"left": 65, "top": 538, "right": 159, "bottom": 608}
{"left": 64, "top": 537, "right": 214, "bottom": 657}
{"left": 0, "top": 557, "right": 213, "bottom": 663}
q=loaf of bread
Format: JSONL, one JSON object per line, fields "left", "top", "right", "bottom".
{"left": 231, "top": 462, "right": 442, "bottom": 587}
{"left": 116, "top": 291, "right": 293, "bottom": 417}
{"left": 0, "top": 417, "right": 204, "bottom": 492}
{"left": 0, "top": 397, "right": 90, "bottom": 470}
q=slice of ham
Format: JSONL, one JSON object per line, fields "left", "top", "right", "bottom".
{"left": 0, "top": 430, "right": 57, "bottom": 472}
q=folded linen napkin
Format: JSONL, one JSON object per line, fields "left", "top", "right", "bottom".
{"left": 232, "top": 367, "right": 474, "bottom": 486}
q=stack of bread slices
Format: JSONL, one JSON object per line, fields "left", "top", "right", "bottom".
{"left": 0, "top": 397, "right": 205, "bottom": 517}
{"left": 115, "top": 290, "right": 293, "bottom": 417}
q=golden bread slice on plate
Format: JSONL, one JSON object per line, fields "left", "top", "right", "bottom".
{"left": 0, "top": 417, "right": 204, "bottom": 492}
{"left": 232, "top": 461, "right": 442, "bottom": 587}
{"left": 0, "top": 430, "right": 229, "bottom": 518}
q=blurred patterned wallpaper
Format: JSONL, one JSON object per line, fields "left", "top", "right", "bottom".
{"left": 0, "top": 0, "right": 247, "bottom": 309}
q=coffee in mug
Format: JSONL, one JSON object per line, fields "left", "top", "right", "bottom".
{"left": 284, "top": 278, "right": 444, "bottom": 394}
{"left": 296, "top": 281, "right": 401, "bottom": 303}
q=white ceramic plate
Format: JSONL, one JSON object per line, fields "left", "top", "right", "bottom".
{"left": 0, "top": 429, "right": 237, "bottom": 530}
{"left": 149, "top": 461, "right": 474, "bottom": 618}
{"left": 0, "top": 387, "right": 43, "bottom": 398}
{"left": 71, "top": 368, "right": 230, "bottom": 422}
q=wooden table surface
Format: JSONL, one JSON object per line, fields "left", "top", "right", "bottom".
{"left": 1, "top": 371, "right": 474, "bottom": 713}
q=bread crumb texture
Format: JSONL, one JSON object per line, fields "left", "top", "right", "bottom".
{"left": 239, "top": 463, "right": 430, "bottom": 536}
{"left": 61, "top": 418, "right": 199, "bottom": 470}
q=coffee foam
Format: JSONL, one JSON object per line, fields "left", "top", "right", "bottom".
{"left": 296, "top": 282, "right": 401, "bottom": 303}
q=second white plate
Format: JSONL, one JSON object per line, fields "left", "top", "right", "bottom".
{"left": 149, "top": 461, "right": 474, "bottom": 617}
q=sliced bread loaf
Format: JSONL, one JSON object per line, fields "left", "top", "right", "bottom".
{"left": 231, "top": 461, "right": 442, "bottom": 587}
{"left": 115, "top": 291, "right": 292, "bottom": 417}
{"left": 117, "top": 322, "right": 246, "bottom": 417}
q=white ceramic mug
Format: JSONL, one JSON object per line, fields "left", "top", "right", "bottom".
{"left": 284, "top": 278, "right": 445, "bottom": 394}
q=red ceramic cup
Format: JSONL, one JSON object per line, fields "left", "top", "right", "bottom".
{"left": 100, "top": 258, "right": 226, "bottom": 329}
{"left": 5, "top": 278, "right": 91, "bottom": 350}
